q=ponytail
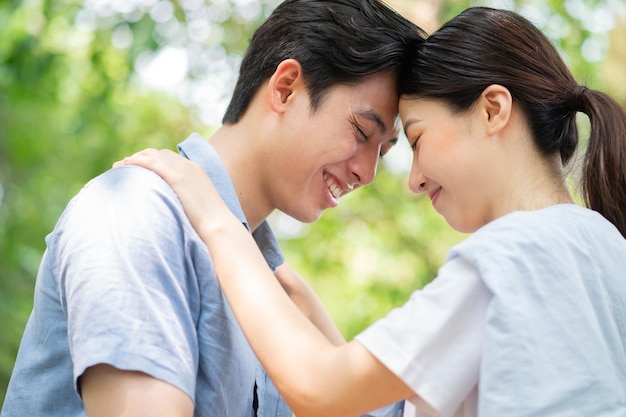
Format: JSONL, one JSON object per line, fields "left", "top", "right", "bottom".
{"left": 580, "top": 88, "right": 626, "bottom": 238}
{"left": 400, "top": 7, "right": 626, "bottom": 237}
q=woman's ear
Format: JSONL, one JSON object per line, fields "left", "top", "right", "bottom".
{"left": 267, "top": 59, "right": 305, "bottom": 113}
{"left": 479, "top": 84, "right": 512, "bottom": 136}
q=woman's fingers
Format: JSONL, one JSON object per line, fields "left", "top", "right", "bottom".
{"left": 113, "top": 148, "right": 174, "bottom": 168}
{"left": 111, "top": 147, "right": 225, "bottom": 230}
{"left": 113, "top": 148, "right": 199, "bottom": 186}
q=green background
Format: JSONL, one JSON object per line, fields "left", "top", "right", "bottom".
{"left": 1, "top": 0, "right": 625, "bottom": 405}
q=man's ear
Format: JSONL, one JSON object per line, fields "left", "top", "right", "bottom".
{"left": 479, "top": 84, "right": 512, "bottom": 136}
{"left": 267, "top": 59, "right": 304, "bottom": 113}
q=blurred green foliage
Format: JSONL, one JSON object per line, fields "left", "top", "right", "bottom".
{"left": 1, "top": 0, "right": 623, "bottom": 406}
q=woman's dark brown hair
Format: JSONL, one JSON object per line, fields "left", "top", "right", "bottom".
{"left": 400, "top": 7, "right": 626, "bottom": 237}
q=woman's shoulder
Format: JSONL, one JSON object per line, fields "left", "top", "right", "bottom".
{"left": 458, "top": 204, "right": 614, "bottom": 250}
{"left": 447, "top": 204, "right": 626, "bottom": 292}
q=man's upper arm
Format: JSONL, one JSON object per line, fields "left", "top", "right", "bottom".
{"left": 57, "top": 167, "right": 200, "bottom": 402}
{"left": 81, "top": 364, "right": 193, "bottom": 417}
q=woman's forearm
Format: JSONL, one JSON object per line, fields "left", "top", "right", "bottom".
{"left": 274, "top": 263, "right": 346, "bottom": 346}
{"left": 112, "top": 149, "right": 413, "bottom": 416}
{"left": 198, "top": 213, "right": 340, "bottom": 411}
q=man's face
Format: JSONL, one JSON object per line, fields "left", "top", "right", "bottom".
{"left": 268, "top": 72, "right": 399, "bottom": 223}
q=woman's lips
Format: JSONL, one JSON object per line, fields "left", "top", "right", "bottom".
{"left": 429, "top": 186, "right": 442, "bottom": 206}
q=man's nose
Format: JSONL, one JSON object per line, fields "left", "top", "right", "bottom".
{"left": 347, "top": 146, "right": 379, "bottom": 187}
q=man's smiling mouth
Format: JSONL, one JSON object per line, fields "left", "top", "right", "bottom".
{"left": 324, "top": 173, "right": 346, "bottom": 199}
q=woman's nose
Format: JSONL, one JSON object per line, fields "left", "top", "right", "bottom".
{"left": 408, "top": 165, "right": 427, "bottom": 194}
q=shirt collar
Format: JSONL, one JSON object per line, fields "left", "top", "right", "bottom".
{"left": 178, "top": 132, "right": 247, "bottom": 228}
{"left": 177, "top": 133, "right": 284, "bottom": 271}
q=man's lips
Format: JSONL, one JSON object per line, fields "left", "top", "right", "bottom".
{"left": 323, "top": 173, "right": 352, "bottom": 200}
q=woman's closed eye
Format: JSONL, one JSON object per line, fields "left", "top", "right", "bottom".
{"left": 409, "top": 135, "right": 421, "bottom": 151}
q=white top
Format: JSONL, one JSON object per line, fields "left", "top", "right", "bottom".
{"left": 356, "top": 257, "right": 490, "bottom": 417}
{"left": 356, "top": 204, "right": 626, "bottom": 417}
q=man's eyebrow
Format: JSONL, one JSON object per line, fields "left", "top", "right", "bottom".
{"left": 355, "top": 108, "right": 387, "bottom": 134}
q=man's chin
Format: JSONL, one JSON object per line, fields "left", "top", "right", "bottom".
{"left": 288, "top": 209, "right": 324, "bottom": 225}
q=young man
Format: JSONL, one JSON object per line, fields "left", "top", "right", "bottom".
{"left": 1, "top": 0, "right": 424, "bottom": 415}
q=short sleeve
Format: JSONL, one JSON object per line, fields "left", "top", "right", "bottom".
{"left": 355, "top": 257, "right": 491, "bottom": 417}
{"left": 51, "top": 166, "right": 201, "bottom": 400}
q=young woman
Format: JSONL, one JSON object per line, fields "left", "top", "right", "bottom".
{"left": 114, "top": 7, "right": 626, "bottom": 417}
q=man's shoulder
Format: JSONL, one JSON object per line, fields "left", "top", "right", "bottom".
{"left": 80, "top": 165, "right": 177, "bottom": 204}
{"left": 48, "top": 166, "right": 190, "bottom": 252}
{"left": 67, "top": 166, "right": 181, "bottom": 216}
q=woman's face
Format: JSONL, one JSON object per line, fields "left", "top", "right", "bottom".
{"left": 399, "top": 97, "right": 498, "bottom": 233}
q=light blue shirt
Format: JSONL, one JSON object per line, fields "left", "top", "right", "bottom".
{"left": 2, "top": 134, "right": 289, "bottom": 417}
{"left": 449, "top": 204, "right": 626, "bottom": 416}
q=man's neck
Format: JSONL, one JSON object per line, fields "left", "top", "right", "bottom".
{"left": 208, "top": 125, "right": 273, "bottom": 231}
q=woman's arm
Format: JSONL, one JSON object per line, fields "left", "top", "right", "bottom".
{"left": 113, "top": 150, "right": 413, "bottom": 417}
{"left": 274, "top": 262, "right": 346, "bottom": 347}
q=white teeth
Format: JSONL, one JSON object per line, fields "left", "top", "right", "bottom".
{"left": 324, "top": 174, "right": 342, "bottom": 199}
